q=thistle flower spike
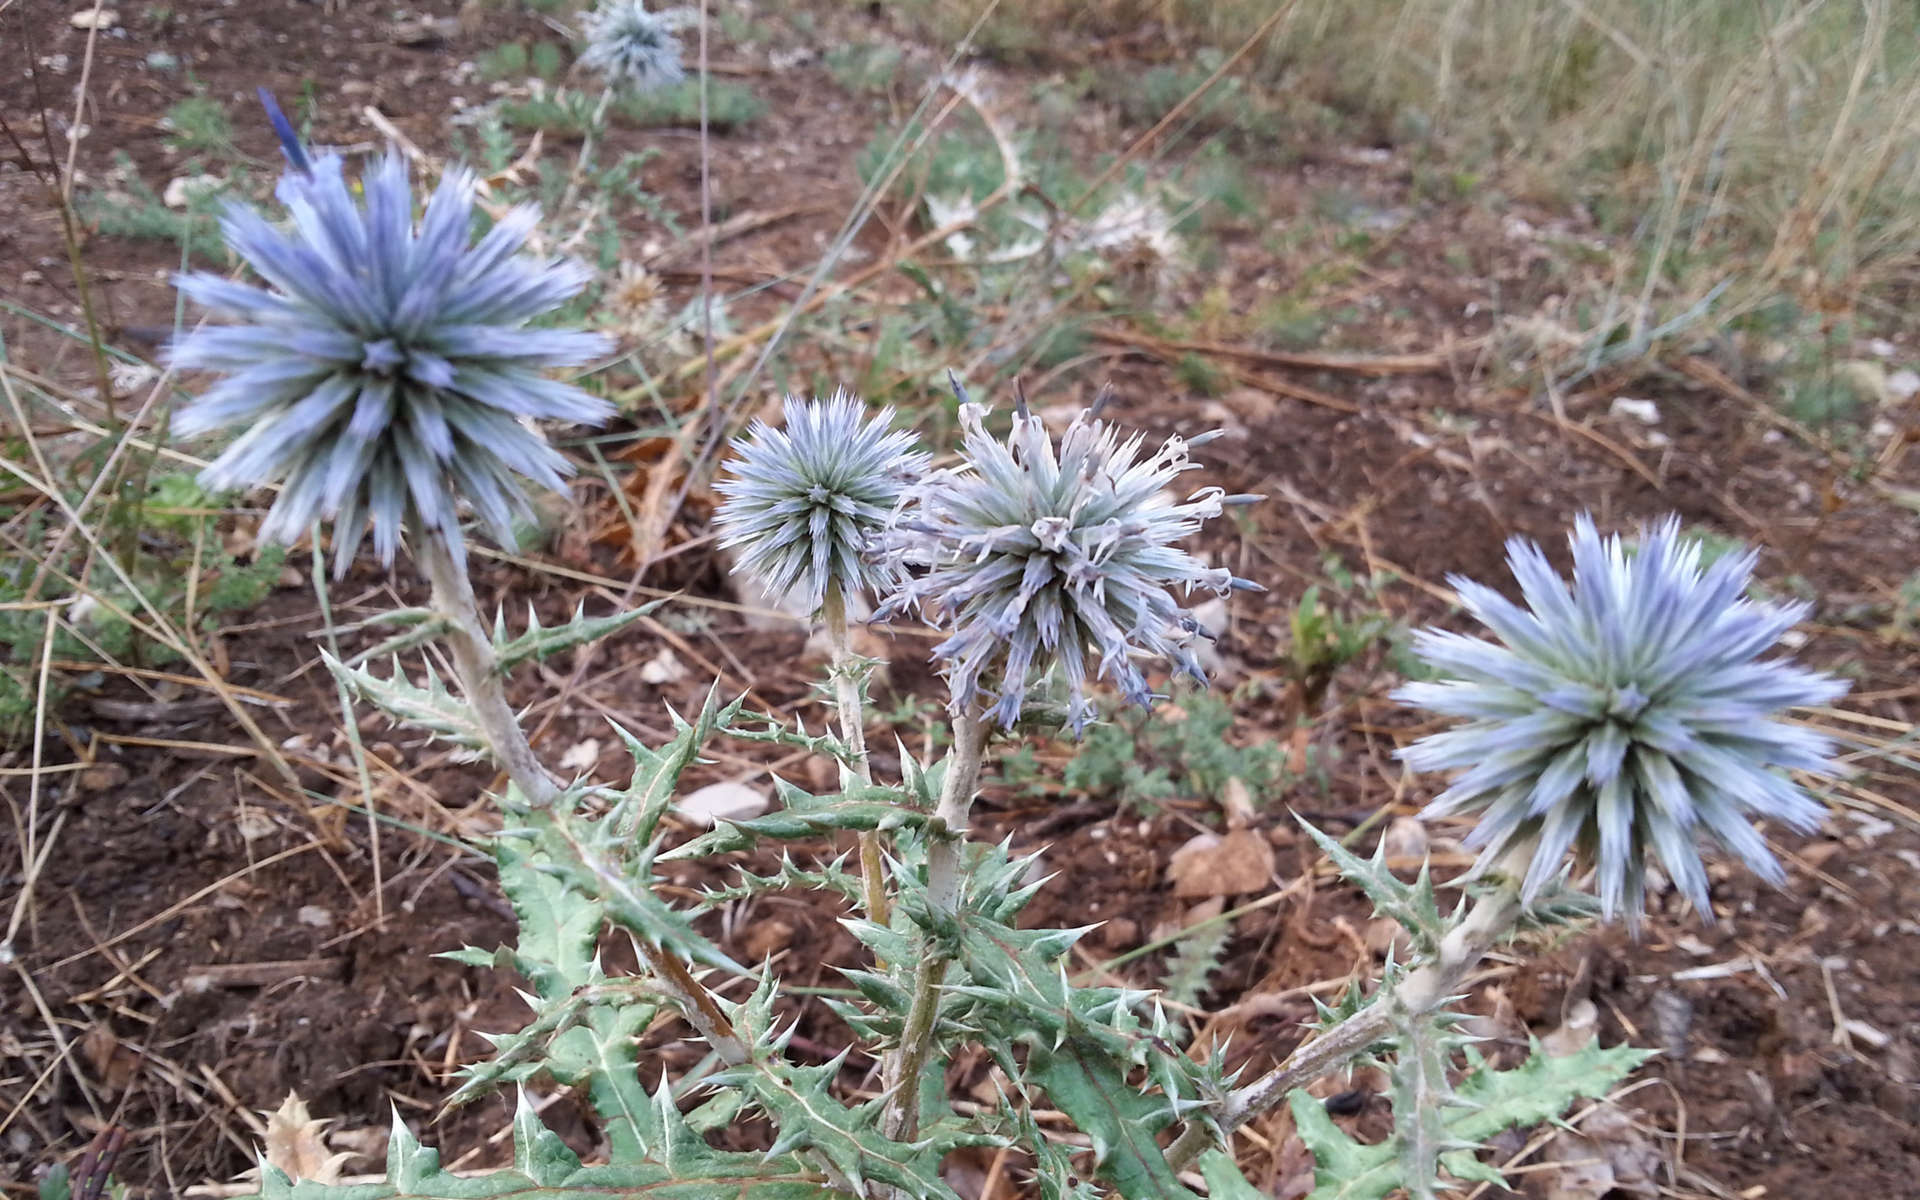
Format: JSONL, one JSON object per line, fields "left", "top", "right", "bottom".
{"left": 1394, "top": 515, "right": 1847, "bottom": 923}
{"left": 713, "top": 390, "right": 929, "bottom": 613}
{"left": 169, "top": 131, "right": 613, "bottom": 576}
{"left": 880, "top": 383, "right": 1260, "bottom": 733}
{"left": 577, "top": 0, "right": 690, "bottom": 92}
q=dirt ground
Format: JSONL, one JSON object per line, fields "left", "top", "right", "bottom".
{"left": 3, "top": 1, "right": 1918, "bottom": 1197}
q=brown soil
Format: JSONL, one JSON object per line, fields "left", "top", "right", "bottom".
{"left": 4, "top": 1, "right": 1918, "bottom": 1198}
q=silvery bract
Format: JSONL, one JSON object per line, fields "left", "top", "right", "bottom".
{"left": 714, "top": 391, "right": 927, "bottom": 612}
{"left": 578, "top": 0, "right": 687, "bottom": 91}
{"left": 169, "top": 152, "right": 612, "bottom": 573}
{"left": 1395, "top": 516, "right": 1846, "bottom": 921}
{"left": 883, "top": 391, "right": 1257, "bottom": 732}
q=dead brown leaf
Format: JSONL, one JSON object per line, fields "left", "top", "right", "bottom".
{"left": 1167, "top": 829, "right": 1275, "bottom": 898}
{"left": 261, "top": 1092, "right": 353, "bottom": 1185}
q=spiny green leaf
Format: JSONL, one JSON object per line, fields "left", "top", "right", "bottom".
{"left": 250, "top": 1104, "right": 837, "bottom": 1200}
{"left": 1025, "top": 1043, "right": 1200, "bottom": 1200}
{"left": 491, "top": 598, "right": 667, "bottom": 673}
{"left": 1289, "top": 1036, "right": 1652, "bottom": 1200}
{"left": 1197, "top": 1150, "right": 1267, "bottom": 1200}
{"left": 691, "top": 853, "right": 866, "bottom": 911}
{"left": 660, "top": 789, "right": 926, "bottom": 861}
{"left": 603, "top": 685, "right": 742, "bottom": 844}
{"left": 323, "top": 653, "right": 485, "bottom": 750}
{"left": 718, "top": 1057, "right": 993, "bottom": 1199}
{"left": 511, "top": 1089, "right": 581, "bottom": 1185}
{"left": 1297, "top": 817, "right": 1447, "bottom": 956}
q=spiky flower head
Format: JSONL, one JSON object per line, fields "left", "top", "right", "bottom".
{"left": 714, "top": 391, "right": 928, "bottom": 613}
{"left": 169, "top": 150, "right": 612, "bottom": 574}
{"left": 881, "top": 386, "right": 1260, "bottom": 732}
{"left": 1394, "top": 516, "right": 1847, "bottom": 922}
{"left": 577, "top": 1, "right": 687, "bottom": 92}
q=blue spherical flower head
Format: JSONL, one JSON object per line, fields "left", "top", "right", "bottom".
{"left": 714, "top": 391, "right": 929, "bottom": 613}
{"left": 169, "top": 150, "right": 613, "bottom": 575}
{"left": 882, "top": 387, "right": 1260, "bottom": 733}
{"left": 578, "top": 0, "right": 687, "bottom": 92}
{"left": 1394, "top": 516, "right": 1848, "bottom": 923}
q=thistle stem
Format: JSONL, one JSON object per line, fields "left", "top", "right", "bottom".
{"left": 558, "top": 86, "right": 617, "bottom": 226}
{"left": 417, "top": 530, "right": 560, "bottom": 807}
{"left": 821, "top": 584, "right": 888, "bottom": 926}
{"left": 1163, "top": 846, "right": 1531, "bottom": 1172}
{"left": 881, "top": 711, "right": 987, "bottom": 1142}
{"left": 925, "top": 712, "right": 987, "bottom": 914}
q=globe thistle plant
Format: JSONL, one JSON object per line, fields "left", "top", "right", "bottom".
{"left": 1394, "top": 516, "right": 1847, "bottom": 921}
{"left": 169, "top": 150, "right": 613, "bottom": 574}
{"left": 577, "top": 0, "right": 688, "bottom": 92}
{"left": 882, "top": 388, "right": 1259, "bottom": 732}
{"left": 714, "top": 391, "right": 928, "bottom": 613}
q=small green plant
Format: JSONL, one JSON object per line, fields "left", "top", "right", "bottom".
{"left": 825, "top": 43, "right": 904, "bottom": 96}
{"left": 1885, "top": 573, "right": 1920, "bottom": 643}
{"left": 76, "top": 150, "right": 241, "bottom": 258}
{"left": 615, "top": 78, "right": 764, "bottom": 129}
{"left": 162, "top": 91, "right": 235, "bottom": 161}
{"left": 1028, "top": 692, "right": 1291, "bottom": 813}
{"left": 477, "top": 42, "right": 530, "bottom": 81}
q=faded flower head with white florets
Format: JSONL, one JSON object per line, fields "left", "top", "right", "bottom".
{"left": 169, "top": 143, "right": 612, "bottom": 575}
{"left": 881, "top": 384, "right": 1261, "bottom": 733}
{"left": 714, "top": 391, "right": 929, "bottom": 613}
{"left": 577, "top": 0, "right": 689, "bottom": 92}
{"left": 1394, "top": 516, "right": 1847, "bottom": 923}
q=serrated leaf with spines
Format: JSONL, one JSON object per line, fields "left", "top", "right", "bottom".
{"left": 660, "top": 780, "right": 926, "bottom": 861}
{"left": 712, "top": 1055, "right": 999, "bottom": 1199}
{"left": 1288, "top": 1036, "right": 1653, "bottom": 1200}
{"left": 1198, "top": 1149, "right": 1268, "bottom": 1200}
{"left": 690, "top": 852, "right": 867, "bottom": 912}
{"left": 1298, "top": 817, "right": 1449, "bottom": 956}
{"left": 601, "top": 685, "right": 744, "bottom": 844}
{"left": 1025, "top": 1043, "right": 1202, "bottom": 1200}
{"left": 490, "top": 597, "right": 667, "bottom": 673}
{"left": 727, "top": 708, "right": 861, "bottom": 766}
{"left": 323, "top": 652, "right": 486, "bottom": 750}
{"left": 444, "top": 829, "right": 672, "bottom": 1156}
{"left": 251, "top": 1104, "right": 839, "bottom": 1200}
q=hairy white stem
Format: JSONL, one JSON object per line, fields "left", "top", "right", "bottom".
{"left": 925, "top": 713, "right": 987, "bottom": 913}
{"left": 880, "top": 712, "right": 988, "bottom": 1142}
{"left": 418, "top": 531, "right": 559, "bottom": 807}
{"left": 1163, "top": 847, "right": 1530, "bottom": 1172}
{"left": 822, "top": 584, "right": 888, "bottom": 925}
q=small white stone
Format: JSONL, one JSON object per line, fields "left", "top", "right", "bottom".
{"left": 639, "top": 647, "right": 687, "bottom": 685}
{"left": 296, "top": 905, "right": 333, "bottom": 928}
{"left": 1868, "top": 337, "right": 1897, "bottom": 358}
{"left": 163, "top": 174, "right": 221, "bottom": 209}
{"left": 1608, "top": 396, "right": 1661, "bottom": 424}
{"left": 70, "top": 8, "right": 118, "bottom": 29}
{"left": 1887, "top": 368, "right": 1919, "bottom": 402}
{"left": 559, "top": 738, "right": 601, "bottom": 772}
{"left": 236, "top": 809, "right": 276, "bottom": 841}
{"left": 678, "top": 781, "right": 769, "bottom": 827}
